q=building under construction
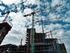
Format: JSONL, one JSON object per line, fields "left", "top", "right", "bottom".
{"left": 24, "top": 28, "right": 67, "bottom": 53}
{"left": 0, "top": 26, "right": 67, "bottom": 53}
{"left": 0, "top": 11, "right": 67, "bottom": 53}
{"left": 0, "top": 22, "right": 11, "bottom": 44}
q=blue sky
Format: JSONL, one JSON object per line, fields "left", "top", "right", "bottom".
{"left": 0, "top": 0, "right": 70, "bottom": 53}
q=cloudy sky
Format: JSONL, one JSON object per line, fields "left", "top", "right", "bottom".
{"left": 0, "top": 0, "right": 70, "bottom": 53}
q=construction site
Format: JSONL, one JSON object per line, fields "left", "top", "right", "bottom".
{"left": 0, "top": 0, "right": 68, "bottom": 53}
{"left": 0, "top": 11, "right": 67, "bottom": 53}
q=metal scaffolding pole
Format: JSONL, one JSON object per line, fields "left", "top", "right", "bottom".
{"left": 31, "top": 12, "right": 35, "bottom": 53}
{"left": 24, "top": 12, "right": 35, "bottom": 53}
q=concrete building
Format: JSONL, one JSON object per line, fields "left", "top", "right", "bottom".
{"left": 0, "top": 28, "right": 67, "bottom": 53}
{"left": 0, "top": 22, "right": 11, "bottom": 44}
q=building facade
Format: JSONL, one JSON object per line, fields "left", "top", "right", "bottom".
{"left": 0, "top": 22, "right": 11, "bottom": 44}
{"left": 0, "top": 28, "right": 67, "bottom": 53}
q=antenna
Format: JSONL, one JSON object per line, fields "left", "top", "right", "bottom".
{"left": 41, "top": 17, "right": 44, "bottom": 33}
{"left": 2, "top": 11, "right": 10, "bottom": 22}
{"left": 20, "top": 39, "right": 23, "bottom": 45}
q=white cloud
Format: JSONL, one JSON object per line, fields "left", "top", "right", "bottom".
{"left": 0, "top": 0, "right": 70, "bottom": 52}
{"left": 1, "top": 11, "right": 27, "bottom": 45}
{"left": 24, "top": 0, "right": 40, "bottom": 5}
{"left": 23, "top": 7, "right": 33, "bottom": 15}
{"left": 2, "top": 0, "right": 20, "bottom": 4}
{"left": 61, "top": 30, "right": 70, "bottom": 53}
{"left": 35, "top": 24, "right": 43, "bottom": 33}
{"left": 44, "top": 24, "right": 64, "bottom": 39}
{"left": 64, "top": 17, "right": 70, "bottom": 22}
{"left": 1, "top": 8, "right": 34, "bottom": 45}
{"left": 45, "top": 23, "right": 62, "bottom": 31}
{"left": 54, "top": 29, "right": 64, "bottom": 38}
{"left": 48, "top": 13, "right": 61, "bottom": 21}
{"left": 51, "top": 0, "right": 62, "bottom": 7}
